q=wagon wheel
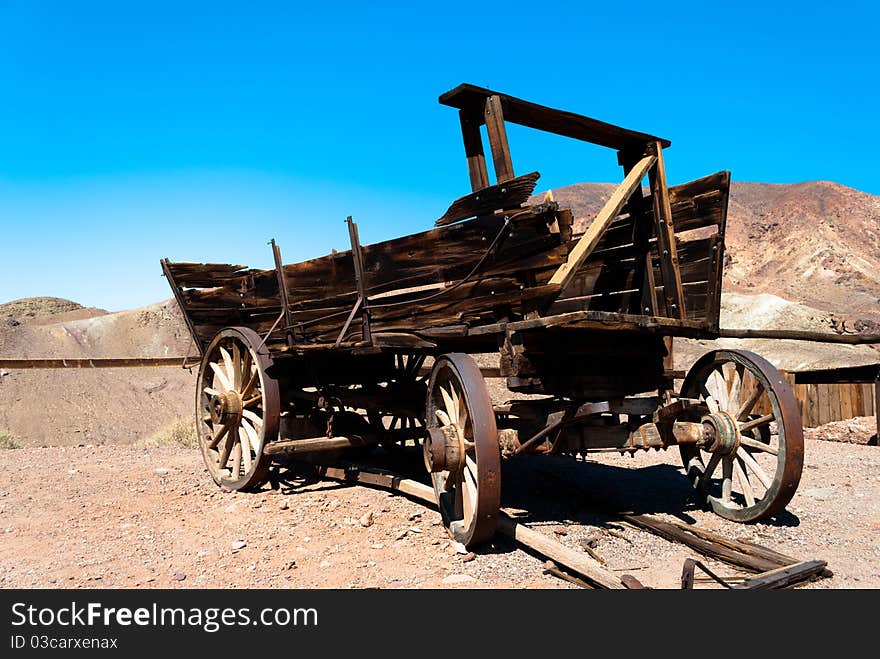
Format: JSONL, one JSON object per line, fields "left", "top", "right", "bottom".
{"left": 196, "top": 327, "right": 280, "bottom": 491}
{"left": 367, "top": 353, "right": 428, "bottom": 448}
{"left": 424, "top": 353, "right": 500, "bottom": 547}
{"left": 680, "top": 349, "right": 803, "bottom": 522}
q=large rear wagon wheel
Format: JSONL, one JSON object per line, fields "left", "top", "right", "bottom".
{"left": 196, "top": 327, "right": 280, "bottom": 491}
{"left": 680, "top": 349, "right": 803, "bottom": 522}
{"left": 424, "top": 353, "right": 500, "bottom": 547}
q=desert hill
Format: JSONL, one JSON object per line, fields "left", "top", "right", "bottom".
{"left": 0, "top": 298, "right": 194, "bottom": 446}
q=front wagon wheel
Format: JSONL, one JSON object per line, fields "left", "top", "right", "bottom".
{"left": 680, "top": 349, "right": 803, "bottom": 522}
{"left": 196, "top": 327, "right": 280, "bottom": 491}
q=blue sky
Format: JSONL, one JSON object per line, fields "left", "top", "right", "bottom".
{"left": 1, "top": 1, "right": 877, "bottom": 310}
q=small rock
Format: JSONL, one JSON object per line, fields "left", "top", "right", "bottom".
{"left": 441, "top": 574, "right": 476, "bottom": 585}
{"left": 800, "top": 487, "right": 836, "bottom": 500}
{"left": 461, "top": 552, "right": 476, "bottom": 563}
{"left": 286, "top": 560, "right": 297, "bottom": 570}
{"left": 319, "top": 560, "right": 331, "bottom": 568}
{"left": 303, "top": 536, "right": 311, "bottom": 543}
{"left": 279, "top": 500, "right": 289, "bottom": 510}
{"left": 408, "top": 526, "right": 422, "bottom": 534}
{"left": 231, "top": 540, "right": 247, "bottom": 551}
{"left": 453, "top": 542, "right": 468, "bottom": 555}
{"left": 553, "top": 527, "right": 568, "bottom": 536}
{"left": 408, "top": 512, "right": 422, "bottom": 521}
{"left": 371, "top": 544, "right": 384, "bottom": 550}
{"left": 359, "top": 512, "right": 374, "bottom": 527}
{"left": 154, "top": 467, "right": 170, "bottom": 475}
{"left": 580, "top": 533, "right": 601, "bottom": 549}
{"left": 171, "top": 573, "right": 186, "bottom": 581}
{"left": 67, "top": 469, "right": 78, "bottom": 475}
{"left": 395, "top": 529, "right": 409, "bottom": 541}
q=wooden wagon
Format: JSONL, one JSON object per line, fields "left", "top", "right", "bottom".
{"left": 162, "top": 84, "right": 804, "bottom": 547}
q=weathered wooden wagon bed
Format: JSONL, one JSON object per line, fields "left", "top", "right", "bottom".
{"left": 163, "top": 85, "right": 804, "bottom": 547}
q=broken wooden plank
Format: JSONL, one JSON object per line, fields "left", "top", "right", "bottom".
{"left": 733, "top": 560, "right": 828, "bottom": 590}
{"left": 435, "top": 172, "right": 541, "bottom": 226}
{"left": 548, "top": 155, "right": 656, "bottom": 291}
{"left": 622, "top": 514, "right": 781, "bottom": 572}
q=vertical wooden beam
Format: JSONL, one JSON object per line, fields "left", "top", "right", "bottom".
{"left": 346, "top": 216, "right": 372, "bottom": 344}
{"left": 160, "top": 258, "right": 204, "bottom": 357}
{"left": 271, "top": 239, "right": 295, "bottom": 346}
{"left": 484, "top": 95, "right": 515, "bottom": 183}
{"left": 459, "top": 109, "right": 489, "bottom": 192}
{"left": 618, "top": 148, "right": 657, "bottom": 315}
{"left": 647, "top": 141, "right": 685, "bottom": 319}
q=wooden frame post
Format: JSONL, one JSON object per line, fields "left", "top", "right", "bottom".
{"left": 548, "top": 155, "right": 656, "bottom": 292}
{"left": 346, "top": 216, "right": 372, "bottom": 345}
{"left": 484, "top": 95, "right": 515, "bottom": 183}
{"left": 459, "top": 109, "right": 489, "bottom": 192}
{"left": 647, "top": 141, "right": 685, "bottom": 319}
{"left": 271, "top": 239, "right": 296, "bottom": 346}
{"left": 618, "top": 148, "right": 657, "bottom": 316}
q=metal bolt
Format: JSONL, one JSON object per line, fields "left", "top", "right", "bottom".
{"left": 663, "top": 250, "right": 669, "bottom": 256}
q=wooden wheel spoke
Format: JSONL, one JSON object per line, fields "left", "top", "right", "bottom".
{"left": 733, "top": 458, "right": 756, "bottom": 507}
{"left": 208, "top": 421, "right": 231, "bottom": 449}
{"left": 241, "top": 368, "right": 259, "bottom": 399}
{"left": 740, "top": 414, "right": 774, "bottom": 433}
{"left": 219, "top": 347, "right": 236, "bottom": 389}
{"left": 737, "top": 447, "right": 772, "bottom": 489}
{"left": 203, "top": 386, "right": 221, "bottom": 397}
{"left": 242, "top": 395, "right": 262, "bottom": 409}
{"left": 721, "top": 457, "right": 733, "bottom": 504}
{"left": 705, "top": 396, "right": 720, "bottom": 413}
{"left": 727, "top": 364, "right": 744, "bottom": 414}
{"left": 230, "top": 435, "right": 242, "bottom": 476}
{"left": 242, "top": 409, "right": 263, "bottom": 428}
{"left": 739, "top": 434, "right": 778, "bottom": 455}
{"left": 736, "top": 382, "right": 765, "bottom": 421}
{"left": 462, "top": 464, "right": 478, "bottom": 518}
{"left": 439, "top": 386, "right": 458, "bottom": 425}
{"left": 711, "top": 369, "right": 729, "bottom": 411}
{"left": 232, "top": 343, "right": 242, "bottom": 389}
{"left": 210, "top": 361, "right": 232, "bottom": 392}
{"left": 238, "top": 424, "right": 253, "bottom": 473}
{"left": 698, "top": 451, "right": 723, "bottom": 488}
{"left": 217, "top": 430, "right": 234, "bottom": 469}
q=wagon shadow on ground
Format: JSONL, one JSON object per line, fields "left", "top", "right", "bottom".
{"left": 265, "top": 447, "right": 798, "bottom": 558}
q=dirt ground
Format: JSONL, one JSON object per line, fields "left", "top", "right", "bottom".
{"left": 1, "top": 430, "right": 877, "bottom": 589}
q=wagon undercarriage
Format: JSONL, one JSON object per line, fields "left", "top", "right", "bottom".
{"left": 163, "top": 84, "right": 804, "bottom": 548}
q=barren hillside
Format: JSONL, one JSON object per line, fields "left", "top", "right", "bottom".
{"left": 0, "top": 298, "right": 194, "bottom": 446}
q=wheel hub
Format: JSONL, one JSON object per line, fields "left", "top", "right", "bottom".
{"left": 423, "top": 424, "right": 465, "bottom": 474}
{"left": 210, "top": 391, "right": 243, "bottom": 425}
{"left": 701, "top": 411, "right": 740, "bottom": 456}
